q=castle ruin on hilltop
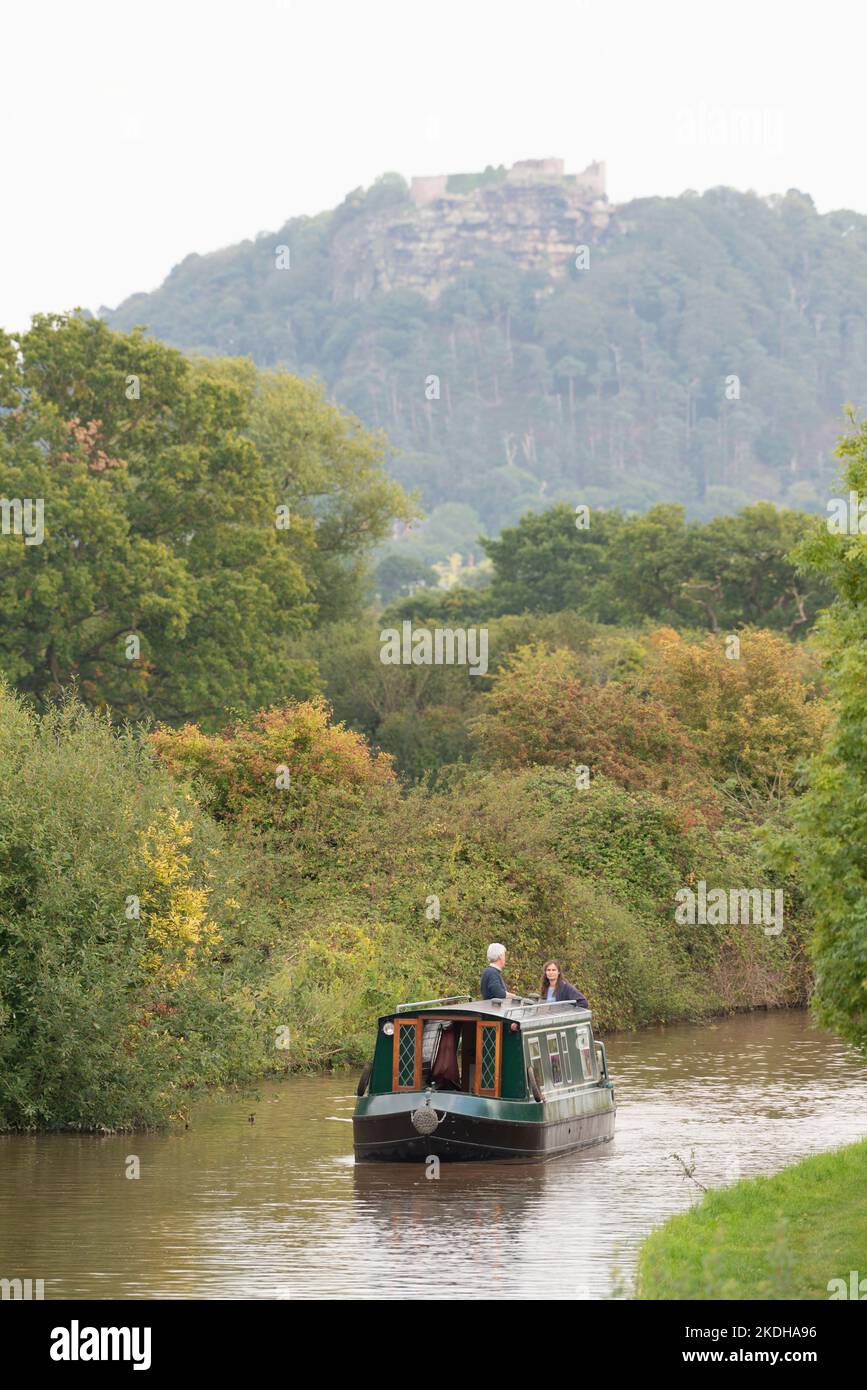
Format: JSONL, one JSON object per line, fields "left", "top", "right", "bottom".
{"left": 409, "top": 158, "right": 607, "bottom": 207}
{"left": 330, "top": 159, "right": 611, "bottom": 302}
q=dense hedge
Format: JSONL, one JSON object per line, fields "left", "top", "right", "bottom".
{"left": 0, "top": 687, "right": 285, "bottom": 1130}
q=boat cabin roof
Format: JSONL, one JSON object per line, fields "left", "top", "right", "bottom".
{"left": 384, "top": 995, "right": 592, "bottom": 1028}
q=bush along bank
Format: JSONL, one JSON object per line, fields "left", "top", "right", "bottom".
{"left": 0, "top": 681, "right": 811, "bottom": 1131}
{"left": 152, "top": 700, "right": 810, "bottom": 1070}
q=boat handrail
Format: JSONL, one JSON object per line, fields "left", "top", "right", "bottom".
{"left": 509, "top": 999, "right": 583, "bottom": 1012}
{"left": 395, "top": 995, "right": 473, "bottom": 1013}
{"left": 507, "top": 1001, "right": 593, "bottom": 1023}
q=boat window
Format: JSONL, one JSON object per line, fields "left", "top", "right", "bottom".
{"left": 476, "top": 1021, "right": 501, "bottom": 1097}
{"left": 421, "top": 1021, "right": 443, "bottom": 1085}
{"left": 527, "top": 1035, "right": 544, "bottom": 1092}
{"left": 547, "top": 1033, "right": 563, "bottom": 1085}
{"left": 559, "top": 1031, "right": 573, "bottom": 1083}
{"left": 576, "top": 1026, "right": 595, "bottom": 1080}
{"left": 392, "top": 1018, "right": 421, "bottom": 1090}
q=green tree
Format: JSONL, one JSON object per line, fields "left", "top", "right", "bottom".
{"left": 683, "top": 504, "right": 833, "bottom": 633}
{"left": 0, "top": 316, "right": 316, "bottom": 722}
{"left": 0, "top": 317, "right": 411, "bottom": 722}
{"left": 482, "top": 503, "right": 627, "bottom": 616}
{"left": 482, "top": 499, "right": 830, "bottom": 631}
{"left": 193, "top": 358, "right": 417, "bottom": 624}
{"left": 374, "top": 552, "right": 437, "bottom": 604}
{"left": 785, "top": 421, "right": 867, "bottom": 1052}
{"left": 0, "top": 684, "right": 277, "bottom": 1130}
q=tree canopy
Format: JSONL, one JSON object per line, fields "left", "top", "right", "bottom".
{"left": 477, "top": 500, "right": 832, "bottom": 632}
{"left": 0, "top": 316, "right": 410, "bottom": 724}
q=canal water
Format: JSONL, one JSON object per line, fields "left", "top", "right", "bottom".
{"left": 2, "top": 1009, "right": 865, "bottom": 1299}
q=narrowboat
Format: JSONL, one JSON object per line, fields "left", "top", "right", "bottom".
{"left": 353, "top": 995, "right": 616, "bottom": 1162}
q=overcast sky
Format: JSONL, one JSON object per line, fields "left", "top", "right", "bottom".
{"left": 4, "top": 0, "right": 865, "bottom": 333}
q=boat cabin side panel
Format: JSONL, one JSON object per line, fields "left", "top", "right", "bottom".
{"left": 524, "top": 1020, "right": 601, "bottom": 1099}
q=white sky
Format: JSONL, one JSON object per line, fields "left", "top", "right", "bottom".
{"left": 4, "top": 0, "right": 865, "bottom": 333}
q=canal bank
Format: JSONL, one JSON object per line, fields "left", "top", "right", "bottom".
{"left": 636, "top": 1136, "right": 867, "bottom": 1300}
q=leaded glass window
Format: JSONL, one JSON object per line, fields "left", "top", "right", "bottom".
{"left": 395, "top": 1021, "right": 418, "bottom": 1089}
{"left": 480, "top": 1027, "right": 497, "bottom": 1091}
{"left": 475, "top": 1021, "right": 500, "bottom": 1096}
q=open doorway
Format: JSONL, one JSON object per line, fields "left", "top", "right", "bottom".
{"left": 424, "top": 1019, "right": 491, "bottom": 1094}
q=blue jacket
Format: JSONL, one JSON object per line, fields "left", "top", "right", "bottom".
{"left": 480, "top": 964, "right": 507, "bottom": 999}
{"left": 551, "top": 980, "right": 589, "bottom": 1008}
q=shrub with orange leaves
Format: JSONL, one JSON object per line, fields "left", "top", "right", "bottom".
{"left": 647, "top": 627, "right": 828, "bottom": 793}
{"left": 471, "top": 643, "right": 718, "bottom": 817}
{"left": 150, "top": 698, "right": 397, "bottom": 836}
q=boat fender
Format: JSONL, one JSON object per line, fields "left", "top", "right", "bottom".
{"left": 411, "top": 1105, "right": 440, "bottom": 1135}
{"left": 356, "top": 1061, "right": 373, "bottom": 1097}
{"left": 527, "top": 1066, "right": 543, "bottom": 1103}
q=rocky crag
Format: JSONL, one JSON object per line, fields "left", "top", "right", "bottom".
{"left": 330, "top": 158, "right": 611, "bottom": 301}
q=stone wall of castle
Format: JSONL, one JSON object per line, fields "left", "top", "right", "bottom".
{"left": 573, "top": 159, "right": 606, "bottom": 200}
{"left": 409, "top": 174, "right": 449, "bottom": 207}
{"left": 333, "top": 159, "right": 611, "bottom": 302}
{"left": 506, "top": 157, "right": 566, "bottom": 183}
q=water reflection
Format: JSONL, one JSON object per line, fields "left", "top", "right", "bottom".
{"left": 1, "top": 1011, "right": 864, "bottom": 1299}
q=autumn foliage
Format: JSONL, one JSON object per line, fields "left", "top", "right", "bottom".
{"left": 472, "top": 643, "right": 713, "bottom": 804}
{"left": 646, "top": 627, "right": 828, "bottom": 792}
{"left": 150, "top": 698, "right": 397, "bottom": 829}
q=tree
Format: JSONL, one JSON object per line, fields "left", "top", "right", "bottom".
{"left": 647, "top": 627, "right": 828, "bottom": 794}
{"left": 481, "top": 499, "right": 831, "bottom": 632}
{"left": 192, "top": 359, "right": 417, "bottom": 624}
{"left": 0, "top": 317, "right": 411, "bottom": 723}
{"left": 482, "top": 503, "right": 627, "bottom": 616}
{"left": 382, "top": 583, "right": 491, "bottom": 625}
{"left": 374, "top": 552, "right": 437, "bottom": 605}
{"left": 150, "top": 698, "right": 397, "bottom": 833}
{"left": 783, "top": 420, "right": 867, "bottom": 1052}
{"left": 471, "top": 642, "right": 716, "bottom": 814}
{"left": 0, "top": 317, "right": 317, "bottom": 722}
{"left": 0, "top": 684, "right": 275, "bottom": 1130}
{"left": 600, "top": 504, "right": 700, "bottom": 623}
{"left": 682, "top": 505, "right": 832, "bottom": 633}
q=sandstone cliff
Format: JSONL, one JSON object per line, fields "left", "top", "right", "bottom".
{"left": 330, "top": 159, "right": 612, "bottom": 302}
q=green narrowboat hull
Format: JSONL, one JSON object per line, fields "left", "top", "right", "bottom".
{"left": 353, "top": 1086, "right": 616, "bottom": 1162}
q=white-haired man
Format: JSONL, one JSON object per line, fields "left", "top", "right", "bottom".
{"left": 480, "top": 943, "right": 515, "bottom": 1001}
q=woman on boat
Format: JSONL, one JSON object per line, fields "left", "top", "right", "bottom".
{"left": 540, "top": 960, "right": 589, "bottom": 1008}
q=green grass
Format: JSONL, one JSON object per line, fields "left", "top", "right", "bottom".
{"left": 637, "top": 1139, "right": 867, "bottom": 1300}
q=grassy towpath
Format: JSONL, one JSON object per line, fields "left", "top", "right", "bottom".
{"left": 637, "top": 1138, "right": 867, "bottom": 1300}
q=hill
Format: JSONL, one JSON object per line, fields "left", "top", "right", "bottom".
{"left": 104, "top": 162, "right": 867, "bottom": 561}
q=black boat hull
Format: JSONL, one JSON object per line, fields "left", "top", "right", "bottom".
{"left": 353, "top": 1095, "right": 615, "bottom": 1162}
